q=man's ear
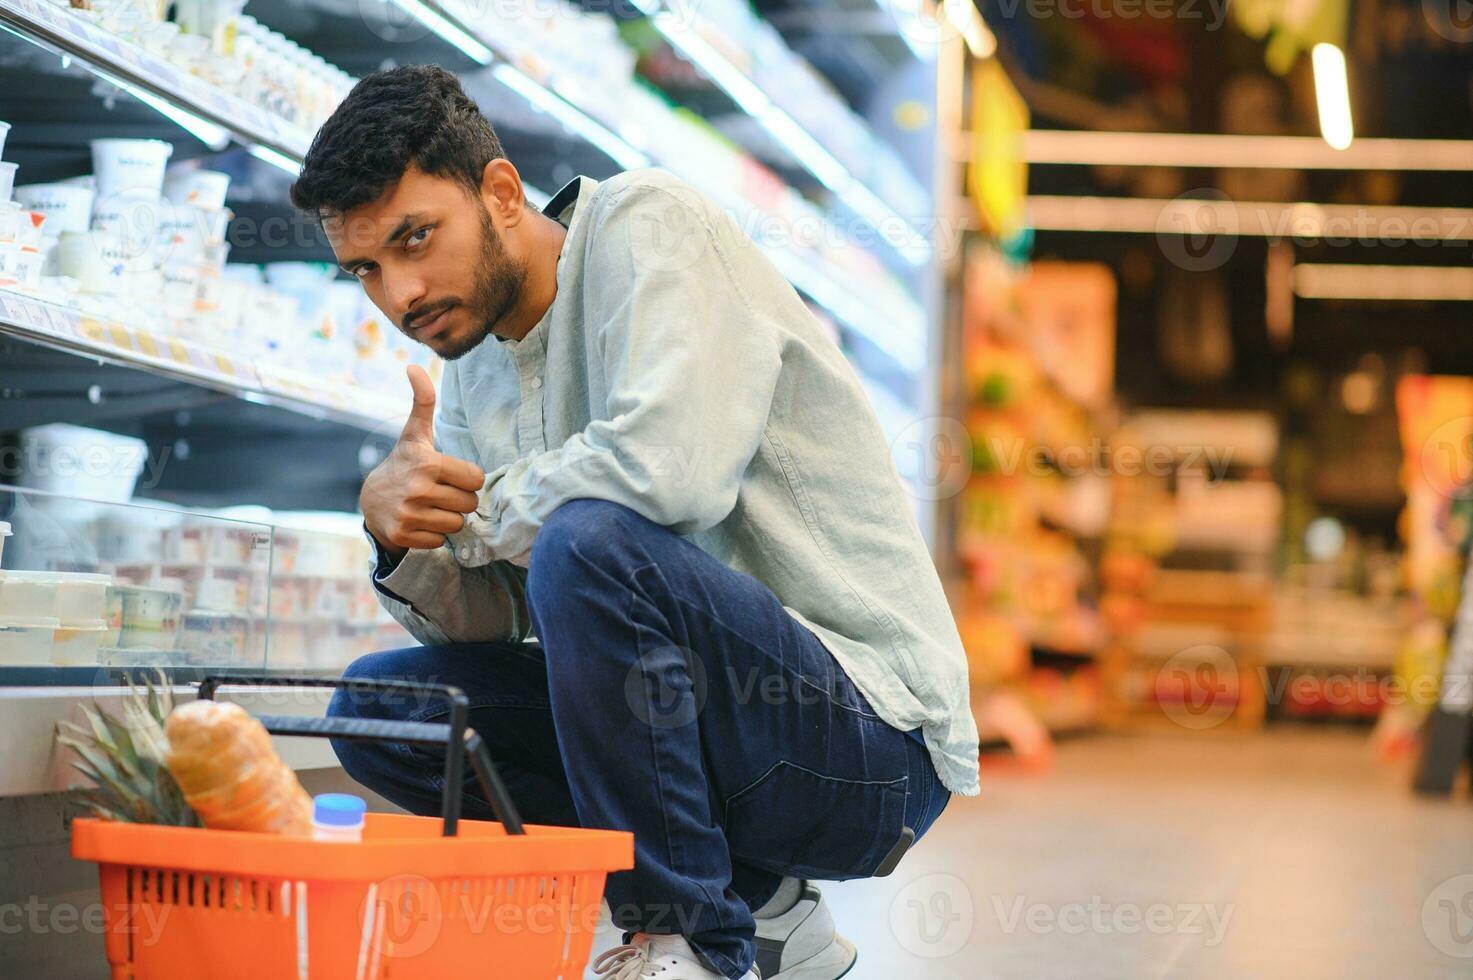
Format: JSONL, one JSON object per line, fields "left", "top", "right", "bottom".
{"left": 481, "top": 158, "right": 526, "bottom": 227}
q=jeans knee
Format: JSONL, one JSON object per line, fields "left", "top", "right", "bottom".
{"left": 528, "top": 499, "right": 644, "bottom": 603}
{"left": 327, "top": 647, "right": 418, "bottom": 779}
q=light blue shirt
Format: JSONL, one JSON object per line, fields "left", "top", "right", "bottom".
{"left": 371, "top": 170, "right": 980, "bottom": 796}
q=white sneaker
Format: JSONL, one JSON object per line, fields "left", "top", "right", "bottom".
{"left": 753, "top": 883, "right": 857, "bottom": 980}
{"left": 591, "top": 933, "right": 760, "bottom": 979}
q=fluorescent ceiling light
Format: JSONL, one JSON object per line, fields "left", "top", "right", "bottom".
{"left": 0, "top": 26, "right": 228, "bottom": 150}
{"left": 249, "top": 143, "right": 301, "bottom": 175}
{"left": 1293, "top": 264, "right": 1473, "bottom": 301}
{"left": 94, "top": 71, "right": 231, "bottom": 149}
{"left": 649, "top": 12, "right": 932, "bottom": 266}
{"left": 1020, "top": 195, "right": 1473, "bottom": 241}
{"left": 1311, "top": 43, "right": 1354, "bottom": 151}
{"left": 387, "top": 0, "right": 493, "bottom": 64}
{"left": 1002, "top": 131, "right": 1473, "bottom": 171}
{"left": 491, "top": 64, "right": 650, "bottom": 171}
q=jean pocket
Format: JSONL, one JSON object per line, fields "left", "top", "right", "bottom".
{"left": 723, "top": 761, "right": 908, "bottom": 881}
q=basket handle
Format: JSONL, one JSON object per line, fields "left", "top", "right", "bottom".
{"left": 197, "top": 674, "right": 524, "bottom": 837}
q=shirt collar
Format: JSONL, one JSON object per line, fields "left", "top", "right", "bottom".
{"left": 541, "top": 175, "right": 598, "bottom": 229}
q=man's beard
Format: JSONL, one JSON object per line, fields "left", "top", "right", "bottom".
{"left": 410, "top": 206, "right": 526, "bottom": 361}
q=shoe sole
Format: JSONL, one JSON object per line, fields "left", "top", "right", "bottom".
{"left": 768, "top": 934, "right": 857, "bottom": 980}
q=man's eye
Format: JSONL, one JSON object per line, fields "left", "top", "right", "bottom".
{"left": 352, "top": 264, "right": 375, "bottom": 279}
{"left": 406, "top": 227, "right": 432, "bottom": 249}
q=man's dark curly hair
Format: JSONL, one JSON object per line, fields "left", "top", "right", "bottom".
{"left": 290, "top": 64, "right": 507, "bottom": 218}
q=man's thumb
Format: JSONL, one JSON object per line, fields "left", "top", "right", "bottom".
{"left": 401, "top": 365, "right": 437, "bottom": 443}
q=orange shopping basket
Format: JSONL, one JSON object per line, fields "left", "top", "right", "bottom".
{"left": 71, "top": 673, "right": 634, "bottom": 980}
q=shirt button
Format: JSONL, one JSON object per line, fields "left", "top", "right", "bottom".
{"left": 528, "top": 377, "right": 543, "bottom": 391}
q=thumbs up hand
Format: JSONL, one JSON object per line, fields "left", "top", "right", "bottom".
{"left": 361, "top": 365, "right": 487, "bottom": 561}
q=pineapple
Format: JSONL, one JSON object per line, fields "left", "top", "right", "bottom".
{"left": 58, "top": 674, "right": 314, "bottom": 836}
{"left": 56, "top": 671, "right": 200, "bottom": 827}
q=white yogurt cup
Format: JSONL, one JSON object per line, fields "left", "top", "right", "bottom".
{"left": 163, "top": 168, "right": 230, "bottom": 210}
{"left": 0, "top": 522, "right": 10, "bottom": 568}
{"left": 14, "top": 183, "right": 96, "bottom": 236}
{"left": 0, "top": 162, "right": 18, "bottom": 204}
{"left": 90, "top": 138, "right": 173, "bottom": 197}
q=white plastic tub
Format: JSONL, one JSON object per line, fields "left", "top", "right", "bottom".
{"left": 0, "top": 162, "right": 17, "bottom": 204}
{"left": 116, "top": 584, "right": 183, "bottom": 650}
{"left": 0, "top": 570, "right": 59, "bottom": 620}
{"left": 53, "top": 571, "right": 112, "bottom": 624}
{"left": 14, "top": 183, "right": 95, "bottom": 236}
{"left": 53, "top": 619, "right": 108, "bottom": 665}
{"left": 90, "top": 139, "right": 173, "bottom": 197}
{"left": 178, "top": 611, "right": 249, "bottom": 664}
{"left": 18, "top": 423, "right": 148, "bottom": 504}
{"left": 0, "top": 617, "right": 58, "bottom": 665}
{"left": 163, "top": 168, "right": 230, "bottom": 210}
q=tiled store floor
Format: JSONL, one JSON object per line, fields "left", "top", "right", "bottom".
{"left": 732, "top": 730, "right": 1473, "bottom": 980}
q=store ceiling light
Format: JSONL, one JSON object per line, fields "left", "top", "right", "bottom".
{"left": 1311, "top": 43, "right": 1354, "bottom": 151}
{"left": 385, "top": 0, "right": 492, "bottom": 64}
{"left": 1292, "top": 264, "right": 1473, "bottom": 301}
{"left": 993, "top": 131, "right": 1473, "bottom": 171}
{"left": 490, "top": 64, "right": 650, "bottom": 171}
{"left": 647, "top": 11, "right": 933, "bottom": 266}
{"left": 0, "top": 25, "right": 231, "bottom": 150}
{"left": 249, "top": 144, "right": 301, "bottom": 176}
{"left": 96, "top": 71, "right": 231, "bottom": 150}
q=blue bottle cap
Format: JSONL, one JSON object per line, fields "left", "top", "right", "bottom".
{"left": 313, "top": 793, "right": 367, "bottom": 827}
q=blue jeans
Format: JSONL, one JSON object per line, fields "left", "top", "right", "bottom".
{"left": 328, "top": 499, "right": 950, "bottom": 979}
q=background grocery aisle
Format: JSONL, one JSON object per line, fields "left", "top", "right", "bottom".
{"left": 0, "top": 0, "right": 1471, "bottom": 976}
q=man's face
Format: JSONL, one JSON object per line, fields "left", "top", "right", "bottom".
{"left": 325, "top": 165, "right": 527, "bottom": 360}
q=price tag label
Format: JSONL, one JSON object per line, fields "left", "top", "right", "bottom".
{"left": 77, "top": 318, "right": 106, "bottom": 344}
{"left": 42, "top": 304, "right": 78, "bottom": 337}
{"left": 106, "top": 323, "right": 136, "bottom": 351}
{"left": 16, "top": 297, "right": 47, "bottom": 329}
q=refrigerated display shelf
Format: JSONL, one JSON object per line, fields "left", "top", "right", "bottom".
{"left": 0, "top": 288, "right": 398, "bottom": 431}
{"left": 631, "top": 1, "right": 933, "bottom": 266}
{"left": 370, "top": 0, "right": 929, "bottom": 374}
{"left": 0, "top": 0, "right": 316, "bottom": 160}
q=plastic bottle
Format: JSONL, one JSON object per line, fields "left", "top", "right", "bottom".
{"left": 311, "top": 793, "right": 367, "bottom": 842}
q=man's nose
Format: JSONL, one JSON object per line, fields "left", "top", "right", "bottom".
{"left": 383, "top": 268, "right": 427, "bottom": 322}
